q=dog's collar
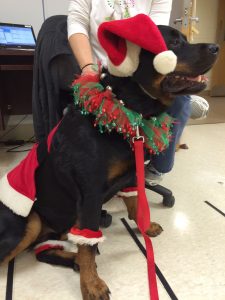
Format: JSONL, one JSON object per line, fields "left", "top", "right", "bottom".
{"left": 100, "top": 72, "right": 158, "bottom": 100}
{"left": 72, "top": 73, "right": 174, "bottom": 154}
{"left": 138, "top": 84, "right": 157, "bottom": 100}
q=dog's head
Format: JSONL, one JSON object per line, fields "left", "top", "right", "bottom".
{"left": 133, "top": 25, "right": 219, "bottom": 105}
{"left": 98, "top": 15, "right": 220, "bottom": 116}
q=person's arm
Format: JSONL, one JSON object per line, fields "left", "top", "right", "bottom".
{"left": 149, "top": 0, "right": 173, "bottom": 25}
{"left": 69, "top": 33, "right": 95, "bottom": 74}
{"left": 67, "top": 0, "right": 96, "bottom": 74}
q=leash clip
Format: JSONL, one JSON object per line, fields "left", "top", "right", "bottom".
{"left": 132, "top": 126, "right": 144, "bottom": 143}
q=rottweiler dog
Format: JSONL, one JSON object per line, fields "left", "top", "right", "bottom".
{"left": 0, "top": 25, "right": 219, "bottom": 300}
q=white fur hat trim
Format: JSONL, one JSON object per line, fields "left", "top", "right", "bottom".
{"left": 108, "top": 41, "right": 141, "bottom": 77}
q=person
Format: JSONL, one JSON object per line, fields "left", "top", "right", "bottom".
{"left": 67, "top": 0, "right": 208, "bottom": 185}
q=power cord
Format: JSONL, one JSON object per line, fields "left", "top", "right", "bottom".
{"left": 0, "top": 115, "right": 28, "bottom": 142}
{"left": 6, "top": 136, "right": 36, "bottom": 153}
{"left": 0, "top": 115, "right": 35, "bottom": 152}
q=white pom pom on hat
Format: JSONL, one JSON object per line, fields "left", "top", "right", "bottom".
{"left": 153, "top": 50, "right": 177, "bottom": 75}
{"left": 98, "top": 14, "right": 177, "bottom": 77}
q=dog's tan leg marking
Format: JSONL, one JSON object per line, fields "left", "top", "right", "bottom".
{"left": 122, "top": 195, "right": 137, "bottom": 221}
{"left": 122, "top": 196, "right": 163, "bottom": 237}
{"left": 2, "top": 212, "right": 42, "bottom": 264}
{"left": 77, "top": 244, "right": 110, "bottom": 300}
{"left": 107, "top": 160, "right": 132, "bottom": 181}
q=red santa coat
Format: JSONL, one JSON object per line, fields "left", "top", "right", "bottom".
{"left": 0, "top": 123, "right": 59, "bottom": 217}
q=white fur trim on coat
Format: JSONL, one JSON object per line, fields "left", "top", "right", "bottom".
{"left": 67, "top": 233, "right": 106, "bottom": 246}
{"left": 0, "top": 174, "right": 33, "bottom": 217}
{"left": 34, "top": 240, "right": 77, "bottom": 253}
{"left": 108, "top": 41, "right": 141, "bottom": 77}
{"left": 117, "top": 190, "right": 138, "bottom": 197}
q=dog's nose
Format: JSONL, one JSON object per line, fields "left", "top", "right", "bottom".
{"left": 208, "top": 44, "right": 219, "bottom": 55}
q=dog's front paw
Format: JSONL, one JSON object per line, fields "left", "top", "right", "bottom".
{"left": 81, "top": 277, "right": 111, "bottom": 300}
{"left": 145, "top": 222, "right": 163, "bottom": 237}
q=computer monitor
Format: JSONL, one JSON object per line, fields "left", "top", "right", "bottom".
{"left": 0, "top": 22, "right": 36, "bottom": 50}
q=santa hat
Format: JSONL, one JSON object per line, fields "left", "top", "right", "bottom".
{"left": 98, "top": 14, "right": 177, "bottom": 77}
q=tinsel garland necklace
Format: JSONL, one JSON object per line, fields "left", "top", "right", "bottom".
{"left": 71, "top": 73, "right": 174, "bottom": 155}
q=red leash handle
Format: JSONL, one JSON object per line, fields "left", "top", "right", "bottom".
{"left": 134, "top": 138, "right": 159, "bottom": 300}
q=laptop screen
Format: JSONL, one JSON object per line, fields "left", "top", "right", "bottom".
{"left": 0, "top": 23, "right": 36, "bottom": 49}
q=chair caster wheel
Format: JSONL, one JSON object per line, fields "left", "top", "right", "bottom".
{"left": 163, "top": 195, "right": 175, "bottom": 207}
{"left": 100, "top": 210, "right": 112, "bottom": 228}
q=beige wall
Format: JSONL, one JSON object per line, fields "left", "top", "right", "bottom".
{"left": 194, "top": 0, "right": 219, "bottom": 88}
{"left": 194, "top": 0, "right": 219, "bottom": 44}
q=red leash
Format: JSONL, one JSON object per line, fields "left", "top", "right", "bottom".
{"left": 133, "top": 128, "right": 159, "bottom": 300}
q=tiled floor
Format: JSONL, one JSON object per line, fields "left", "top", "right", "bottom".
{"left": 0, "top": 123, "right": 225, "bottom": 300}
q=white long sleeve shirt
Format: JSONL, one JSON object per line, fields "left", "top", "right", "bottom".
{"left": 67, "top": 0, "right": 172, "bottom": 66}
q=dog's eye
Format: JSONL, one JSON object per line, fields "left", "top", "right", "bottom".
{"left": 170, "top": 39, "right": 181, "bottom": 48}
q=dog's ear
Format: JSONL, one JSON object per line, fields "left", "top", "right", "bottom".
{"left": 132, "top": 49, "right": 157, "bottom": 86}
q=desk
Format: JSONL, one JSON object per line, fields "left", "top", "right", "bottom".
{"left": 0, "top": 49, "right": 34, "bottom": 130}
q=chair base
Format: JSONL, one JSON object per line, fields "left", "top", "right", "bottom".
{"left": 145, "top": 183, "right": 175, "bottom": 207}
{"left": 101, "top": 184, "right": 175, "bottom": 229}
{"left": 100, "top": 210, "right": 113, "bottom": 228}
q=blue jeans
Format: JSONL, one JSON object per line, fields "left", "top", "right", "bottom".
{"left": 150, "top": 95, "right": 191, "bottom": 173}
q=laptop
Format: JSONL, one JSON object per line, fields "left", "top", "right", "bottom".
{"left": 0, "top": 22, "right": 36, "bottom": 51}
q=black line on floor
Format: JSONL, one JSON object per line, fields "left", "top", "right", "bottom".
{"left": 121, "top": 218, "right": 178, "bottom": 300}
{"left": 5, "top": 259, "right": 14, "bottom": 300}
{"left": 205, "top": 201, "right": 225, "bottom": 217}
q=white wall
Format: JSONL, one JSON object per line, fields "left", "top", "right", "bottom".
{"left": 1, "top": 0, "right": 218, "bottom": 43}
{"left": 0, "top": 0, "right": 69, "bottom": 37}
{"left": 43, "top": 0, "right": 68, "bottom": 19}
{"left": 0, "top": 0, "right": 44, "bottom": 37}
